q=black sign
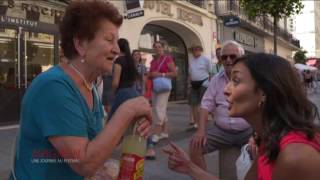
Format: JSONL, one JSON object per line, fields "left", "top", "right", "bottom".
{"left": 125, "top": 0, "right": 141, "bottom": 11}
{"left": 0, "top": 15, "right": 38, "bottom": 28}
{"left": 223, "top": 16, "right": 240, "bottom": 27}
{"left": 0, "top": 15, "right": 59, "bottom": 34}
{"left": 127, "top": 10, "right": 144, "bottom": 19}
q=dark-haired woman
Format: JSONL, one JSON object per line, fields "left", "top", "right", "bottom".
{"left": 132, "top": 49, "right": 147, "bottom": 95}
{"left": 108, "top": 38, "right": 141, "bottom": 120}
{"left": 10, "top": 2, "right": 151, "bottom": 180}
{"left": 164, "top": 53, "right": 320, "bottom": 180}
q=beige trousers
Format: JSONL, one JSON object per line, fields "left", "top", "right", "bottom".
{"left": 152, "top": 91, "right": 171, "bottom": 125}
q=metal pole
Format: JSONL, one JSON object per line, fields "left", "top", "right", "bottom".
{"left": 17, "top": 27, "right": 22, "bottom": 89}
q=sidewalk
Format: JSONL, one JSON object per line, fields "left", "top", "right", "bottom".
{"left": 1, "top": 90, "right": 320, "bottom": 179}
{"left": 0, "top": 100, "right": 208, "bottom": 180}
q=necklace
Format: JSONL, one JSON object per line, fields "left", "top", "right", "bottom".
{"left": 69, "top": 63, "right": 93, "bottom": 91}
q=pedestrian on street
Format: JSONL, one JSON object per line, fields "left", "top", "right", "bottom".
{"left": 212, "top": 47, "right": 223, "bottom": 75}
{"left": 132, "top": 49, "right": 147, "bottom": 95}
{"left": 108, "top": 38, "right": 140, "bottom": 120}
{"left": 189, "top": 40, "right": 251, "bottom": 172}
{"left": 164, "top": 53, "right": 320, "bottom": 180}
{"left": 187, "top": 45, "right": 212, "bottom": 130}
{"left": 101, "top": 62, "right": 115, "bottom": 115}
{"left": 9, "top": 2, "right": 151, "bottom": 180}
{"left": 145, "top": 41, "right": 177, "bottom": 159}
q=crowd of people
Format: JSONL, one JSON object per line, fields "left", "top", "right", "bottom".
{"left": 9, "top": 1, "right": 320, "bottom": 180}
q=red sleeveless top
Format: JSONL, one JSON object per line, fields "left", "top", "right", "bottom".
{"left": 257, "top": 131, "right": 320, "bottom": 180}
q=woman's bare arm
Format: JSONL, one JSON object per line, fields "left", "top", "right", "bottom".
{"left": 49, "top": 97, "right": 151, "bottom": 176}
{"left": 111, "top": 64, "right": 121, "bottom": 92}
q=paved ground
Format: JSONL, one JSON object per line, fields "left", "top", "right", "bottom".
{"left": 0, "top": 87, "right": 319, "bottom": 180}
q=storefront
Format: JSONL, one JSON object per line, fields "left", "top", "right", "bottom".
{"left": 0, "top": 0, "right": 216, "bottom": 125}
{"left": 113, "top": 0, "right": 217, "bottom": 100}
{"left": 218, "top": 23, "right": 265, "bottom": 54}
{"left": 0, "top": 1, "right": 66, "bottom": 125}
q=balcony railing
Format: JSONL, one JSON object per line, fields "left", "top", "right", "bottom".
{"left": 186, "top": 0, "right": 206, "bottom": 9}
{"left": 215, "top": 1, "right": 300, "bottom": 48}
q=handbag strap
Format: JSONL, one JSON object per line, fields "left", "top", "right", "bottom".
{"left": 156, "top": 56, "right": 168, "bottom": 72}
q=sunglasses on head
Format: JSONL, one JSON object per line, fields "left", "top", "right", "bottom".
{"left": 221, "top": 54, "right": 237, "bottom": 61}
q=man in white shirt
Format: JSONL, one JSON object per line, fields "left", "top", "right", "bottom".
{"left": 188, "top": 45, "right": 212, "bottom": 130}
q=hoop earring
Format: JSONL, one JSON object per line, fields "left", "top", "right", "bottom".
{"left": 258, "top": 101, "right": 264, "bottom": 109}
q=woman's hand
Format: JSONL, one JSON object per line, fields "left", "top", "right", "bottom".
{"left": 163, "top": 142, "right": 220, "bottom": 180}
{"left": 135, "top": 117, "right": 151, "bottom": 138}
{"left": 119, "top": 96, "right": 152, "bottom": 138}
{"left": 163, "top": 142, "right": 192, "bottom": 175}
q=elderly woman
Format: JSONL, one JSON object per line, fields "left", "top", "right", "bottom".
{"left": 164, "top": 53, "right": 320, "bottom": 180}
{"left": 10, "top": 1, "right": 151, "bottom": 180}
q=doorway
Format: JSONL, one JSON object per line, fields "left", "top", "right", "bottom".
{"left": 138, "top": 24, "right": 188, "bottom": 100}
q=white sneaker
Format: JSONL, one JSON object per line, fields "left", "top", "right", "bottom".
{"left": 159, "top": 133, "right": 169, "bottom": 139}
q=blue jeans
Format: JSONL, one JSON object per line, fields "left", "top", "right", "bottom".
{"left": 108, "top": 86, "right": 140, "bottom": 120}
{"left": 108, "top": 86, "right": 154, "bottom": 149}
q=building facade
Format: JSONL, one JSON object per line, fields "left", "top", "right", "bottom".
{"left": 111, "top": 0, "right": 217, "bottom": 100}
{"left": 293, "top": 1, "right": 318, "bottom": 58}
{"left": 315, "top": 1, "right": 320, "bottom": 57}
{"left": 0, "top": 0, "right": 217, "bottom": 125}
{"left": 214, "top": 0, "right": 300, "bottom": 62}
{"left": 0, "top": 0, "right": 67, "bottom": 125}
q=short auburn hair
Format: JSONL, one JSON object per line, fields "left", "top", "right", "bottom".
{"left": 60, "top": 1, "right": 123, "bottom": 59}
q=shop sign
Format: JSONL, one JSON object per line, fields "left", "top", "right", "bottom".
{"left": 233, "top": 31, "right": 256, "bottom": 47}
{"left": 127, "top": 10, "right": 144, "bottom": 19}
{"left": 5, "top": 0, "right": 64, "bottom": 19}
{"left": 224, "top": 16, "right": 240, "bottom": 27}
{"left": 0, "top": 15, "right": 38, "bottom": 28}
{"left": 143, "top": 0, "right": 203, "bottom": 26}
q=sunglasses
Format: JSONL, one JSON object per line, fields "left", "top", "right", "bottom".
{"left": 192, "top": 48, "right": 202, "bottom": 51}
{"left": 221, "top": 54, "right": 237, "bottom": 61}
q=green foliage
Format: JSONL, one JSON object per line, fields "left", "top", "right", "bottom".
{"left": 293, "top": 49, "right": 307, "bottom": 64}
{"left": 239, "top": 0, "right": 304, "bottom": 18}
{"left": 239, "top": 0, "right": 303, "bottom": 55}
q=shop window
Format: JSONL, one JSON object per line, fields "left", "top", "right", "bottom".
{"left": 187, "top": 0, "right": 204, "bottom": 8}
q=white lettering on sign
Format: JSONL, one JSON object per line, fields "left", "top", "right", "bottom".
{"left": 234, "top": 31, "right": 256, "bottom": 47}
{"left": 0, "top": 15, "right": 38, "bottom": 28}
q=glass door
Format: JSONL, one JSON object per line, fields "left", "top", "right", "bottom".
{"left": 0, "top": 28, "right": 19, "bottom": 125}
{"left": 0, "top": 27, "right": 54, "bottom": 125}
